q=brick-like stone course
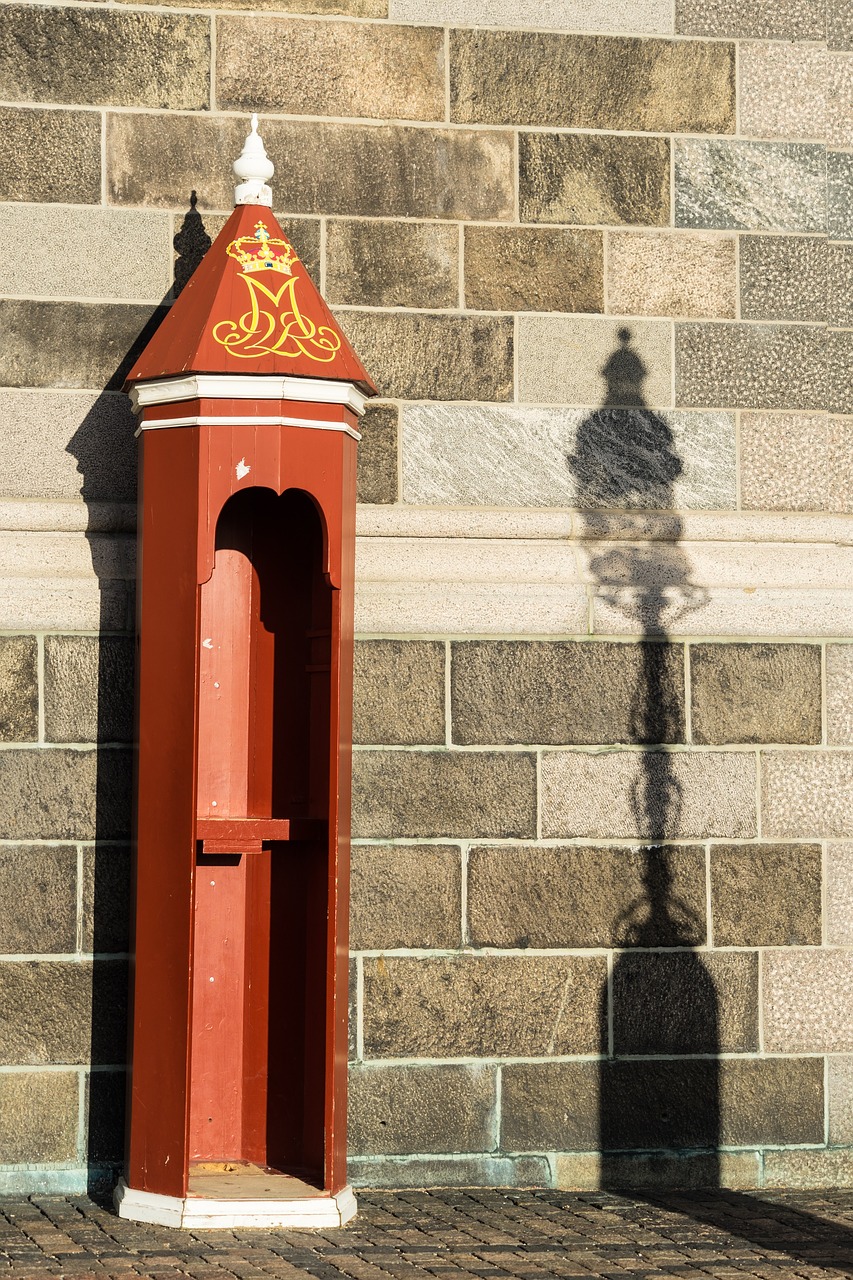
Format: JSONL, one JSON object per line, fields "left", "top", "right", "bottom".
{"left": 690, "top": 643, "right": 822, "bottom": 744}
{"left": 676, "top": 0, "right": 824, "bottom": 38}
{"left": 44, "top": 636, "right": 134, "bottom": 744}
{"left": 764, "top": 951, "right": 853, "bottom": 1052}
{"left": 328, "top": 221, "right": 458, "bottom": 310}
{"left": 0, "top": 847, "right": 78, "bottom": 954}
{"left": 0, "top": 636, "right": 38, "bottom": 742}
{"left": 0, "top": 301, "right": 166, "bottom": 391}
{"left": 354, "top": 639, "right": 445, "bottom": 745}
{"left": 349, "top": 1064, "right": 496, "bottom": 1153}
{"left": 81, "top": 846, "right": 131, "bottom": 954}
{"left": 518, "top": 316, "right": 672, "bottom": 406}
{"left": 357, "top": 403, "right": 398, "bottom": 504}
{"left": 519, "top": 133, "right": 670, "bottom": 227}
{"left": 0, "top": 749, "right": 132, "bottom": 841}
{"left": 351, "top": 844, "right": 461, "bottom": 949}
{"left": 0, "top": 107, "right": 101, "bottom": 204}
{"left": 712, "top": 845, "right": 822, "bottom": 947}
{"left": 675, "top": 140, "right": 826, "bottom": 233}
{"left": 607, "top": 231, "right": 736, "bottom": 319}
{"left": 739, "top": 236, "right": 827, "bottom": 323}
{"left": 0, "top": 1072, "right": 79, "bottom": 1164}
{"left": 464, "top": 226, "right": 603, "bottom": 314}
{"left": 0, "top": 960, "right": 126, "bottom": 1065}
{"left": 675, "top": 323, "right": 825, "bottom": 411}
{"left": 740, "top": 413, "right": 853, "bottom": 513}
{"left": 762, "top": 752, "right": 853, "bottom": 838}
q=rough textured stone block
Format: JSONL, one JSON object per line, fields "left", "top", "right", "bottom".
{"left": 676, "top": 0, "right": 824, "bottom": 39}
{"left": 349, "top": 1064, "right": 495, "bottom": 1154}
{"left": 832, "top": 0, "right": 853, "bottom": 50}
{"left": 0, "top": 301, "right": 165, "bottom": 392}
{"left": 607, "top": 231, "right": 735, "bottom": 320}
{"left": 740, "top": 413, "right": 853, "bottom": 513}
{"left": 357, "top": 403, "right": 398, "bottom": 505}
{"left": 401, "top": 404, "right": 736, "bottom": 509}
{"left": 830, "top": 152, "right": 853, "bottom": 240}
{"left": 218, "top": 19, "right": 442, "bottom": 121}
{"left": 764, "top": 1149, "right": 853, "bottom": 1189}
{"left": 354, "top": 640, "right": 444, "bottom": 746}
{"left": 829, "top": 1056, "right": 853, "bottom": 1143}
{"left": 0, "top": 7, "right": 209, "bottom": 109}
{"left": 351, "top": 844, "right": 461, "bottom": 950}
{"left": 173, "top": 0, "right": 386, "bottom": 9}
{"left": 0, "top": 107, "right": 100, "bottom": 204}
{"left": 465, "top": 226, "right": 603, "bottom": 314}
{"left": 829, "top": 246, "right": 853, "bottom": 326}
{"left": 87, "top": 1068, "right": 126, "bottom": 1164}
{"left": 675, "top": 323, "right": 825, "bottom": 411}
{"left": 0, "top": 846, "right": 77, "bottom": 954}
{"left": 339, "top": 312, "right": 513, "bottom": 402}
{"left": 109, "top": 114, "right": 514, "bottom": 220}
{"left": 541, "top": 750, "right": 756, "bottom": 840}
{"left": 520, "top": 133, "right": 669, "bottom": 227}
{"left": 739, "top": 43, "right": 826, "bottom": 142}
{"left": 349, "top": 1153, "right": 550, "bottom": 1188}
{"left": 0, "top": 1072, "right": 78, "bottom": 1163}
{"left": 363, "top": 954, "right": 604, "bottom": 1057}
{"left": 712, "top": 845, "right": 822, "bottom": 947}
{"left": 44, "top": 636, "right": 134, "bottom": 745}
{"left": 828, "top": 647, "right": 853, "bottom": 744}
{"left": 763, "top": 752, "right": 853, "bottom": 838}
{"left": 691, "top": 643, "right": 822, "bottom": 744}
{"left": 0, "top": 749, "right": 131, "bottom": 841}
{"left": 82, "top": 846, "right": 131, "bottom": 955}
{"left": 675, "top": 140, "right": 826, "bottom": 233}
{"left": 613, "top": 951, "right": 758, "bottom": 1053}
{"left": 764, "top": 950, "right": 853, "bottom": 1052}
{"left": 555, "top": 1151, "right": 760, "bottom": 1191}
{"left": 0, "top": 636, "right": 37, "bottom": 742}
{"left": 739, "top": 236, "right": 827, "bottom": 323}
{"left": 831, "top": 52, "right": 853, "bottom": 147}
{"left": 353, "top": 750, "right": 536, "bottom": 839}
{"left": 451, "top": 641, "right": 684, "bottom": 745}
{"left": 450, "top": 30, "right": 733, "bottom": 132}
{"left": 828, "top": 844, "right": 853, "bottom": 945}
{"left": 468, "top": 845, "right": 706, "bottom": 949}
{"left": 327, "top": 221, "right": 457, "bottom": 310}
{"left": 518, "top": 317, "right": 672, "bottom": 407}
{"left": 829, "top": 330, "right": 853, "bottom": 416}
{"left": 389, "top": 0, "right": 673, "bottom": 33}
{"left": 0, "top": 959, "right": 126, "bottom": 1065}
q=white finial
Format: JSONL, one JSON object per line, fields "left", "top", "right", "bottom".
{"left": 233, "top": 113, "right": 274, "bottom": 208}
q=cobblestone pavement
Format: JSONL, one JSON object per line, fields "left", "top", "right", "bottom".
{"left": 4, "top": 1188, "right": 853, "bottom": 1280}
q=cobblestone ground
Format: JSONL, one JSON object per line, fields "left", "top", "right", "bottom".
{"left": 3, "top": 1189, "right": 853, "bottom": 1280}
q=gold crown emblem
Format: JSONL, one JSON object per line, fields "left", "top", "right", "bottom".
{"left": 225, "top": 221, "right": 298, "bottom": 276}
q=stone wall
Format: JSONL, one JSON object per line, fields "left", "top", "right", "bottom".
{"left": 0, "top": 0, "right": 850, "bottom": 1192}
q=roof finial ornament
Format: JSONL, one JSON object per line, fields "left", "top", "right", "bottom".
{"left": 233, "top": 112, "right": 274, "bottom": 208}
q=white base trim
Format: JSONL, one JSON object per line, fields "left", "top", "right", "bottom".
{"left": 130, "top": 375, "right": 367, "bottom": 415}
{"left": 135, "top": 414, "right": 361, "bottom": 439}
{"left": 113, "top": 1177, "right": 357, "bottom": 1229}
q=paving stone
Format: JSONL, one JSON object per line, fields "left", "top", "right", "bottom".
{"left": 675, "top": 140, "right": 826, "bottom": 233}
{"left": 353, "top": 640, "right": 445, "bottom": 746}
{"left": 218, "top": 19, "right": 443, "bottom": 121}
{"left": 0, "top": 959, "right": 126, "bottom": 1065}
{"left": 357, "top": 403, "right": 398, "bottom": 505}
{"left": 467, "top": 844, "right": 705, "bottom": 949}
{"left": 0, "top": 1072, "right": 79, "bottom": 1163}
{"left": 690, "top": 643, "right": 822, "bottom": 744}
{"left": 389, "top": 0, "right": 673, "bottom": 33}
{"left": 829, "top": 151, "right": 853, "bottom": 240}
{"left": 0, "top": 107, "right": 101, "bottom": 204}
{"left": 0, "top": 748, "right": 132, "bottom": 841}
{"left": 351, "top": 844, "right": 461, "bottom": 949}
{"left": 362, "top": 954, "right": 604, "bottom": 1057}
{"left": 327, "top": 221, "right": 458, "bottom": 310}
{"left": 739, "top": 236, "right": 827, "bottom": 323}
{"left": 81, "top": 846, "right": 131, "bottom": 954}
{"left": 613, "top": 950, "right": 758, "bottom": 1054}
{"left": 711, "top": 844, "right": 822, "bottom": 947}
{"left": 520, "top": 131, "right": 670, "bottom": 228}
{"left": 541, "top": 749, "right": 756, "bottom": 840}
{"left": 740, "top": 412, "right": 853, "bottom": 513}
{"left": 518, "top": 316, "right": 672, "bottom": 407}
{"left": 349, "top": 1064, "right": 495, "bottom": 1154}
{"left": 450, "top": 30, "right": 733, "bottom": 132}
{"left": 739, "top": 43, "right": 827, "bottom": 142}
{"left": 764, "top": 950, "right": 853, "bottom": 1052}
{"left": 352, "top": 750, "right": 536, "bottom": 838}
{"left": 0, "top": 846, "right": 78, "bottom": 954}
{"left": 607, "top": 230, "right": 735, "bottom": 320}
{"left": 464, "top": 226, "right": 603, "bottom": 314}
{"left": 675, "top": 322, "right": 825, "bottom": 411}
{"left": 0, "top": 636, "right": 37, "bottom": 743}
{"left": 451, "top": 640, "right": 684, "bottom": 745}
{"left": 676, "top": 0, "right": 825, "bottom": 38}
{"left": 44, "top": 636, "right": 135, "bottom": 745}
{"left": 0, "top": 6, "right": 209, "bottom": 109}
{"left": 762, "top": 751, "right": 853, "bottom": 838}
{"left": 108, "top": 113, "right": 514, "bottom": 220}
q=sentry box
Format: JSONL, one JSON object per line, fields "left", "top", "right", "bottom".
{"left": 114, "top": 117, "right": 376, "bottom": 1229}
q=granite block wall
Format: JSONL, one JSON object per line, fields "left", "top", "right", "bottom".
{"left": 0, "top": 0, "right": 849, "bottom": 1194}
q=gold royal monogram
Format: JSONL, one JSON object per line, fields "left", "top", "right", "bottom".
{"left": 212, "top": 222, "right": 341, "bottom": 363}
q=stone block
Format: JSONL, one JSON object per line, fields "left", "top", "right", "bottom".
{"left": 764, "top": 1149, "right": 853, "bottom": 1189}
{"left": 327, "top": 220, "right": 457, "bottom": 310}
{"left": 451, "top": 640, "right": 684, "bottom": 745}
{"left": 362, "top": 954, "right": 604, "bottom": 1057}
{"left": 518, "top": 317, "right": 672, "bottom": 407}
{"left": 519, "top": 132, "right": 670, "bottom": 227}
{"left": 712, "top": 844, "right": 822, "bottom": 947}
{"left": 739, "top": 43, "right": 826, "bottom": 142}
{"left": 354, "top": 640, "right": 444, "bottom": 746}
{"left": 348, "top": 1153, "right": 550, "bottom": 1188}
{"left": 829, "top": 329, "right": 853, "bottom": 416}
{"left": 554, "top": 1151, "right": 760, "bottom": 1191}
{"left": 828, "top": 844, "right": 853, "bottom": 945}
{"left": 81, "top": 846, "right": 131, "bottom": 954}
{"left": 676, "top": 0, "right": 824, "bottom": 39}
{"left": 502, "top": 1062, "right": 599, "bottom": 1152}
{"left": 675, "top": 323, "right": 825, "bottom": 411}
{"left": 0, "top": 1071, "right": 79, "bottom": 1163}
{"left": 108, "top": 113, "right": 514, "bottom": 221}
{"left": 830, "top": 1057, "right": 853, "bottom": 1144}
{"left": 0, "top": 846, "right": 78, "bottom": 954}
{"left": 44, "top": 636, "right": 135, "bottom": 745}
{"left": 0, "top": 636, "right": 37, "bottom": 743}
{"left": 739, "top": 236, "right": 827, "bottom": 323}
{"left": 450, "top": 30, "right": 733, "bottom": 132}
{"left": 607, "top": 231, "right": 735, "bottom": 320}
{"left": 612, "top": 951, "right": 758, "bottom": 1054}
{"left": 832, "top": 0, "right": 853, "bottom": 49}
{"left": 0, "top": 6, "right": 209, "bottom": 109}
{"left": 338, "top": 312, "right": 513, "bottom": 402}
{"left": 764, "top": 950, "right": 853, "bottom": 1051}
{"left": 0, "top": 301, "right": 166, "bottom": 392}
{"left": 389, "top": 0, "right": 673, "bottom": 34}
{"left": 464, "top": 226, "right": 602, "bottom": 314}
{"left": 740, "top": 413, "right": 853, "bottom": 514}
{"left": 348, "top": 1063, "right": 495, "bottom": 1154}
{"left": 0, "top": 107, "right": 100, "bottom": 204}
{"left": 830, "top": 246, "right": 853, "bottom": 327}
{"left": 87, "top": 1069, "right": 126, "bottom": 1164}
{"left": 675, "top": 140, "right": 826, "bottom": 233}
{"left": 0, "top": 959, "right": 126, "bottom": 1065}
{"left": 830, "top": 152, "right": 853, "bottom": 240}
{"left": 175, "top": 0, "right": 386, "bottom": 9}
{"left": 357, "top": 403, "right": 398, "bottom": 505}
{"left": 218, "top": 18, "right": 442, "bottom": 121}
{"left": 690, "top": 643, "right": 822, "bottom": 744}
{"left": 762, "top": 752, "right": 853, "bottom": 838}
{"left": 829, "top": 647, "right": 853, "bottom": 744}
{"left": 831, "top": 53, "right": 853, "bottom": 147}
{"left": 541, "top": 750, "right": 756, "bottom": 840}
{"left": 468, "top": 845, "right": 706, "bottom": 949}
{"left": 401, "top": 404, "right": 736, "bottom": 509}
{"left": 352, "top": 750, "right": 536, "bottom": 839}
{"left": 351, "top": 844, "right": 461, "bottom": 950}
{"left": 0, "top": 748, "right": 132, "bottom": 841}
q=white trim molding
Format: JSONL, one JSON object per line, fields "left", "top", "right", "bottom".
{"left": 135, "top": 414, "right": 361, "bottom": 440}
{"left": 113, "top": 1178, "right": 357, "bottom": 1229}
{"left": 129, "top": 375, "right": 368, "bottom": 416}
